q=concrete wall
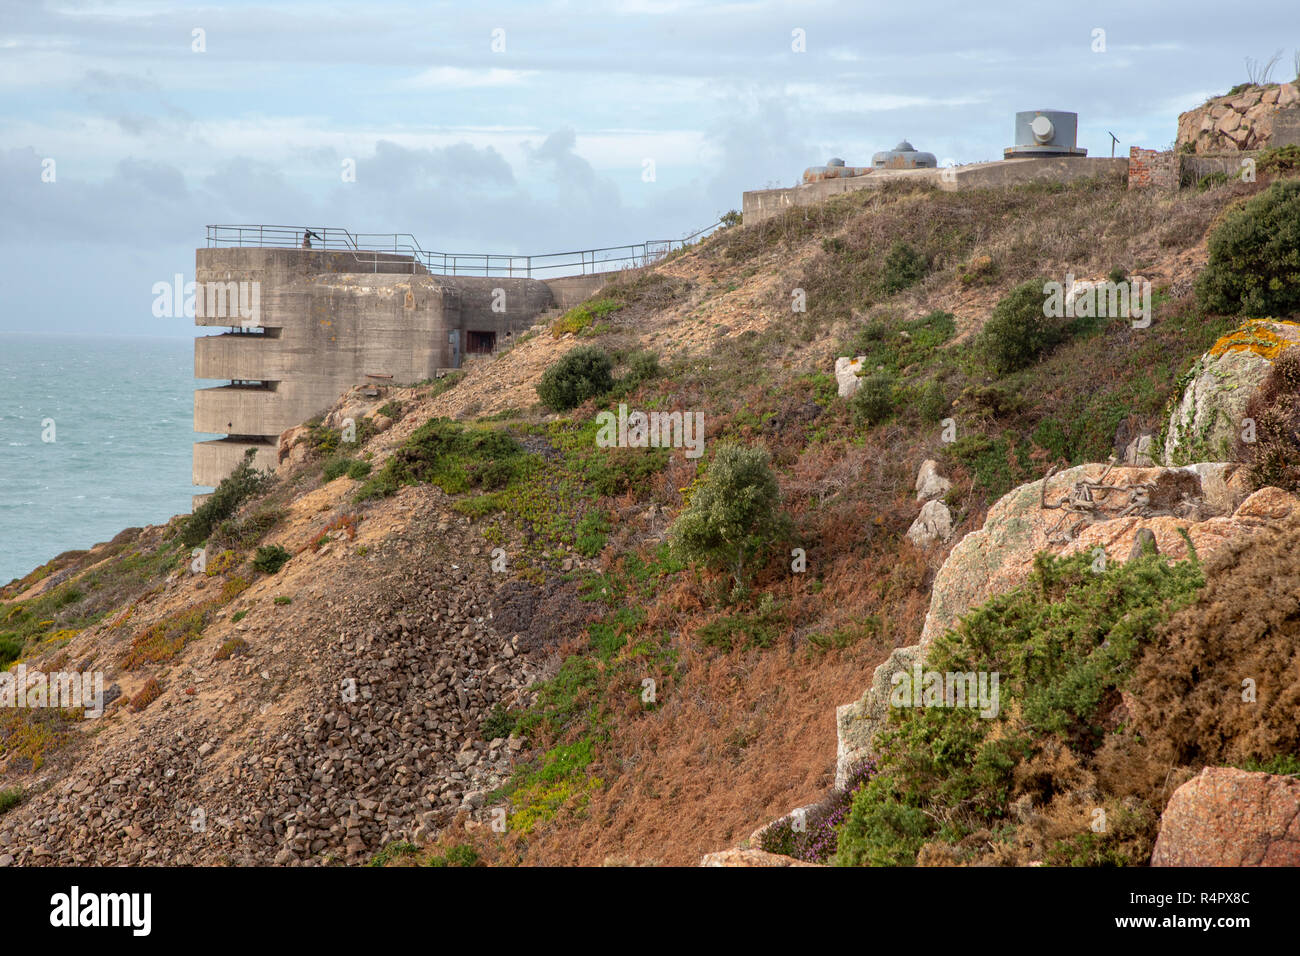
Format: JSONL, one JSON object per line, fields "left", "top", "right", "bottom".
{"left": 1181, "top": 152, "right": 1262, "bottom": 186}
{"left": 1275, "top": 107, "right": 1300, "bottom": 147}
{"left": 743, "top": 170, "right": 931, "bottom": 225}
{"left": 544, "top": 274, "right": 614, "bottom": 310}
{"left": 941, "top": 156, "right": 1127, "bottom": 191}
{"left": 193, "top": 247, "right": 557, "bottom": 494}
{"left": 741, "top": 157, "right": 1128, "bottom": 225}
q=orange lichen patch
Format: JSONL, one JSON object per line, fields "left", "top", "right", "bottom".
{"left": 1207, "top": 319, "right": 1300, "bottom": 361}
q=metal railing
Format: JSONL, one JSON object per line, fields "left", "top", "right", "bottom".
{"left": 203, "top": 221, "right": 723, "bottom": 279}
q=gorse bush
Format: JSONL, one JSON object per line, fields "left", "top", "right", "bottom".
{"left": 669, "top": 444, "right": 786, "bottom": 590}
{"left": 850, "top": 373, "right": 896, "bottom": 426}
{"left": 881, "top": 241, "right": 928, "bottom": 293}
{"left": 1196, "top": 179, "right": 1300, "bottom": 317}
{"left": 0, "top": 786, "right": 25, "bottom": 815}
{"left": 536, "top": 346, "right": 615, "bottom": 410}
{"left": 427, "top": 843, "right": 481, "bottom": 867}
{"left": 835, "top": 547, "right": 1204, "bottom": 867}
{"left": 323, "top": 457, "right": 372, "bottom": 482}
{"left": 180, "top": 449, "right": 274, "bottom": 547}
{"left": 978, "top": 279, "right": 1056, "bottom": 374}
{"left": 917, "top": 379, "right": 948, "bottom": 423}
{"left": 1257, "top": 143, "right": 1300, "bottom": 175}
{"left": 252, "top": 544, "right": 291, "bottom": 575}
{"left": 355, "top": 418, "right": 528, "bottom": 501}
{"left": 622, "top": 349, "right": 661, "bottom": 387}
{"left": 841, "top": 310, "right": 956, "bottom": 375}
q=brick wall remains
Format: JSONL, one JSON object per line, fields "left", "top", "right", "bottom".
{"left": 1128, "top": 147, "right": 1178, "bottom": 190}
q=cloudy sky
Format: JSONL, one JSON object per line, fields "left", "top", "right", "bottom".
{"left": 1, "top": 0, "right": 1297, "bottom": 336}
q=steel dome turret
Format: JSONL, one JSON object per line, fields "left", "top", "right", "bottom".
{"left": 871, "top": 140, "right": 937, "bottom": 169}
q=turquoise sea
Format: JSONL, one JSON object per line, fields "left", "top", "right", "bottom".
{"left": 0, "top": 334, "right": 210, "bottom": 585}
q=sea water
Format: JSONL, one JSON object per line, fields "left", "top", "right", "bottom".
{"left": 0, "top": 333, "right": 211, "bottom": 585}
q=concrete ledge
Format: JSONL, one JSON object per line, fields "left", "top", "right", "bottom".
{"left": 193, "top": 438, "right": 278, "bottom": 488}
{"left": 194, "top": 384, "right": 282, "bottom": 436}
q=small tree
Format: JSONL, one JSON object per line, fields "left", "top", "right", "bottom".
{"left": 669, "top": 444, "right": 785, "bottom": 592}
{"left": 536, "top": 345, "right": 615, "bottom": 411}
{"left": 978, "top": 280, "right": 1055, "bottom": 375}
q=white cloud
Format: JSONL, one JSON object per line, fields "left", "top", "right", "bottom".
{"left": 401, "top": 66, "right": 536, "bottom": 89}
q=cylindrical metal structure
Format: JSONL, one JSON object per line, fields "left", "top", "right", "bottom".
{"left": 1004, "top": 110, "right": 1087, "bottom": 158}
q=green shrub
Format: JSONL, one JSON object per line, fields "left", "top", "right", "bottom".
{"left": 427, "top": 844, "right": 481, "bottom": 867}
{"left": 1195, "top": 179, "right": 1300, "bottom": 316}
{"left": 536, "top": 346, "right": 615, "bottom": 411}
{"left": 181, "top": 449, "right": 274, "bottom": 547}
{"left": 347, "top": 459, "right": 372, "bottom": 481}
{"left": 849, "top": 373, "right": 896, "bottom": 426}
{"left": 551, "top": 298, "right": 623, "bottom": 338}
{"left": 621, "top": 350, "right": 661, "bottom": 389}
{"left": 842, "top": 310, "right": 956, "bottom": 376}
{"left": 211, "top": 506, "right": 286, "bottom": 550}
{"left": 0, "top": 633, "right": 23, "bottom": 669}
{"left": 252, "top": 544, "right": 291, "bottom": 575}
{"left": 697, "top": 594, "right": 786, "bottom": 650}
{"left": 882, "top": 241, "right": 928, "bottom": 294}
{"left": 574, "top": 510, "right": 611, "bottom": 558}
{"left": 481, "top": 703, "right": 517, "bottom": 740}
{"left": 834, "top": 547, "right": 1204, "bottom": 867}
{"left": 1258, "top": 143, "right": 1300, "bottom": 175}
{"left": 322, "top": 456, "right": 354, "bottom": 482}
{"left": 669, "top": 444, "right": 786, "bottom": 589}
{"left": 0, "top": 786, "right": 25, "bottom": 815}
{"left": 917, "top": 379, "right": 948, "bottom": 423}
{"left": 978, "top": 280, "right": 1055, "bottom": 374}
{"left": 356, "top": 418, "right": 528, "bottom": 502}
{"left": 369, "top": 841, "right": 419, "bottom": 867}
{"left": 959, "top": 383, "right": 1021, "bottom": 418}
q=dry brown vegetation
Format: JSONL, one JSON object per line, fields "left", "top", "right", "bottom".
{"left": 1131, "top": 512, "right": 1300, "bottom": 768}
{"left": 5, "top": 168, "right": 1293, "bottom": 867}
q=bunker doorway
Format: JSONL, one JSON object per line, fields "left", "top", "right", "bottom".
{"left": 466, "top": 331, "right": 497, "bottom": 355}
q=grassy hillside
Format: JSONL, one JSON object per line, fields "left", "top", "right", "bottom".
{"left": 4, "top": 165, "right": 1298, "bottom": 866}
